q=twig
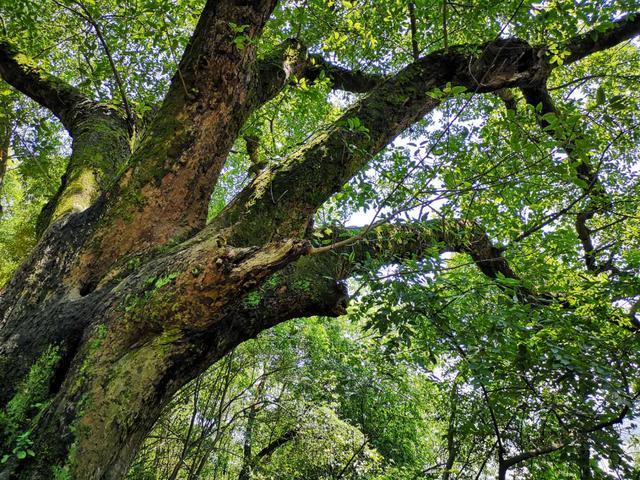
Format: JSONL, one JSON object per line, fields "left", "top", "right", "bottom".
{"left": 57, "top": 0, "right": 135, "bottom": 130}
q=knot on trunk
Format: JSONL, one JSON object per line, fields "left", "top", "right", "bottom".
{"left": 459, "top": 38, "right": 549, "bottom": 91}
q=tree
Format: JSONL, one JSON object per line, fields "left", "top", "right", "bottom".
{"left": 0, "top": 0, "right": 639, "bottom": 478}
{"left": 127, "top": 317, "right": 438, "bottom": 480}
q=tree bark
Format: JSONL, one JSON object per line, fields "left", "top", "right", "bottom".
{"left": 0, "top": 5, "right": 638, "bottom": 480}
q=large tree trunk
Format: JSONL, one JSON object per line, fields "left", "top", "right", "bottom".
{"left": 0, "top": 216, "right": 341, "bottom": 479}
{"left": 0, "top": 2, "right": 637, "bottom": 478}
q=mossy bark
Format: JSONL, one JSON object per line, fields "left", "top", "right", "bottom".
{"left": 0, "top": 234, "right": 334, "bottom": 479}
{"left": 37, "top": 110, "right": 131, "bottom": 237}
{"left": 0, "top": 39, "right": 548, "bottom": 478}
{"left": 0, "top": 6, "right": 635, "bottom": 479}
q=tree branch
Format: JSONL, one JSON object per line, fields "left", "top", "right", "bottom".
{"left": 564, "top": 12, "right": 640, "bottom": 65}
{"left": 305, "top": 54, "right": 386, "bottom": 92}
{"left": 0, "top": 40, "right": 91, "bottom": 133}
{"left": 71, "top": 0, "right": 281, "bottom": 284}
{"left": 0, "top": 40, "right": 131, "bottom": 234}
{"left": 197, "top": 14, "right": 640, "bottom": 340}
{"left": 310, "top": 220, "right": 551, "bottom": 306}
{"left": 254, "top": 428, "right": 298, "bottom": 460}
{"left": 520, "top": 82, "right": 610, "bottom": 272}
{"left": 215, "top": 38, "right": 542, "bottom": 245}
{"left": 502, "top": 441, "right": 567, "bottom": 470}
{"left": 252, "top": 38, "right": 385, "bottom": 110}
{"left": 65, "top": 0, "right": 135, "bottom": 130}
{"left": 502, "top": 395, "right": 636, "bottom": 470}
{"left": 217, "top": 13, "right": 640, "bottom": 250}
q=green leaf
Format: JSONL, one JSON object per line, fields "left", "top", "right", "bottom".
{"left": 596, "top": 85, "right": 606, "bottom": 105}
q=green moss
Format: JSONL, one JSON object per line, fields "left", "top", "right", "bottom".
{"left": 1, "top": 345, "right": 61, "bottom": 465}
{"left": 2, "top": 345, "right": 61, "bottom": 435}
{"left": 109, "top": 185, "right": 146, "bottom": 223}
{"left": 118, "top": 237, "right": 188, "bottom": 283}
{"left": 59, "top": 324, "right": 181, "bottom": 473}
{"left": 124, "top": 271, "right": 179, "bottom": 316}
{"left": 73, "top": 324, "right": 109, "bottom": 395}
{"left": 292, "top": 279, "right": 312, "bottom": 293}
{"left": 63, "top": 327, "right": 182, "bottom": 475}
{"left": 87, "top": 325, "right": 108, "bottom": 357}
{"left": 51, "top": 167, "right": 100, "bottom": 221}
{"left": 127, "top": 256, "right": 143, "bottom": 271}
{"left": 153, "top": 272, "right": 179, "bottom": 289}
{"left": 52, "top": 464, "right": 72, "bottom": 480}
{"left": 263, "top": 272, "right": 283, "bottom": 290}
{"left": 36, "top": 109, "right": 130, "bottom": 232}
{"left": 243, "top": 290, "right": 262, "bottom": 308}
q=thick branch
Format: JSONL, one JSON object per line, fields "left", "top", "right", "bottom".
{"left": 318, "top": 221, "right": 512, "bottom": 278}
{"left": 0, "top": 40, "right": 91, "bottom": 133}
{"left": 311, "top": 221, "right": 550, "bottom": 307}
{"left": 216, "top": 13, "right": 640, "bottom": 249}
{"left": 73, "top": 0, "right": 280, "bottom": 285}
{"left": 184, "top": 219, "right": 520, "bottom": 338}
{"left": 252, "top": 39, "right": 384, "bottom": 109}
{"left": 213, "top": 38, "right": 551, "bottom": 246}
{"left": 0, "top": 41, "right": 130, "bottom": 234}
{"left": 564, "top": 12, "right": 640, "bottom": 65}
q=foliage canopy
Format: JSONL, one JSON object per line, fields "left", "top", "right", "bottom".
{"left": 1, "top": 0, "right": 640, "bottom": 479}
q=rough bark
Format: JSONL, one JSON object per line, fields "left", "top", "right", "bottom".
{"left": 0, "top": 39, "right": 131, "bottom": 235}
{"left": 72, "top": 0, "right": 280, "bottom": 287}
{"left": 0, "top": 7, "right": 638, "bottom": 480}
